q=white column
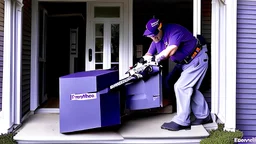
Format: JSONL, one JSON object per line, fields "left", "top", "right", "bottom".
{"left": 224, "top": 0, "right": 237, "bottom": 132}
{"left": 218, "top": 0, "right": 227, "bottom": 123}
{"left": 1, "top": 0, "right": 14, "bottom": 133}
{"left": 14, "top": 0, "right": 23, "bottom": 125}
{"left": 211, "top": 0, "right": 220, "bottom": 120}
{"left": 30, "top": 0, "right": 39, "bottom": 111}
{"left": 211, "top": 0, "right": 237, "bottom": 131}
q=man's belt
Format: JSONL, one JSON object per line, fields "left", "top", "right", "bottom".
{"left": 178, "top": 39, "right": 202, "bottom": 65}
{"left": 180, "top": 47, "right": 201, "bottom": 64}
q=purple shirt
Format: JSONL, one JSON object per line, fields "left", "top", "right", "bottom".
{"left": 147, "top": 24, "right": 197, "bottom": 62}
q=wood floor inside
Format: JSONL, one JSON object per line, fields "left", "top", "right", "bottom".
{"left": 39, "top": 97, "right": 59, "bottom": 108}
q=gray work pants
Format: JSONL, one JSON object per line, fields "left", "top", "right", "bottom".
{"left": 172, "top": 45, "right": 210, "bottom": 126}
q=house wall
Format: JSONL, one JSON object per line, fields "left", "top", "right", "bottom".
{"left": 236, "top": 0, "right": 256, "bottom": 136}
{"left": 22, "top": 0, "right": 31, "bottom": 117}
{"left": 0, "top": 0, "right": 4, "bottom": 111}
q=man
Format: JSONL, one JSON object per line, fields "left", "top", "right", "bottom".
{"left": 143, "top": 18, "right": 212, "bottom": 131}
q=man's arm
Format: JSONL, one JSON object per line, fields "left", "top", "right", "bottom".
{"left": 145, "top": 52, "right": 152, "bottom": 56}
{"left": 155, "top": 45, "right": 178, "bottom": 62}
{"left": 145, "top": 42, "right": 157, "bottom": 56}
{"left": 162, "top": 45, "right": 178, "bottom": 57}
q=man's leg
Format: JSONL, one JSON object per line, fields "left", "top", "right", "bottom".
{"left": 165, "top": 64, "right": 182, "bottom": 112}
{"left": 191, "top": 67, "right": 210, "bottom": 119}
{"left": 171, "top": 47, "right": 209, "bottom": 126}
{"left": 190, "top": 47, "right": 212, "bottom": 125}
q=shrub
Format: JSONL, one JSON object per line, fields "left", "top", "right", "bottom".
{"left": 200, "top": 124, "right": 243, "bottom": 144}
{"left": 0, "top": 133, "right": 16, "bottom": 144}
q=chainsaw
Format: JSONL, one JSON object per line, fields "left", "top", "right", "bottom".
{"left": 109, "top": 55, "right": 162, "bottom": 90}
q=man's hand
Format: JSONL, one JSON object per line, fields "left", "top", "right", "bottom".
{"left": 155, "top": 54, "right": 166, "bottom": 63}
{"left": 143, "top": 55, "right": 153, "bottom": 62}
{"left": 138, "top": 55, "right": 153, "bottom": 64}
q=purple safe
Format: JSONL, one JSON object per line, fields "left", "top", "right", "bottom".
{"left": 125, "top": 67, "right": 163, "bottom": 110}
{"left": 59, "top": 70, "right": 121, "bottom": 133}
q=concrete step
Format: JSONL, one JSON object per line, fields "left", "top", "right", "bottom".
{"left": 14, "top": 113, "right": 210, "bottom": 144}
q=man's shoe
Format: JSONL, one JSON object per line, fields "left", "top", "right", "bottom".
{"left": 161, "top": 121, "right": 191, "bottom": 131}
{"left": 191, "top": 114, "right": 213, "bottom": 125}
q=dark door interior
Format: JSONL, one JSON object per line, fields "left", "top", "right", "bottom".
{"left": 39, "top": 2, "right": 87, "bottom": 107}
{"left": 47, "top": 16, "right": 86, "bottom": 99}
{"left": 133, "top": 0, "right": 193, "bottom": 59}
{"left": 133, "top": 0, "right": 193, "bottom": 110}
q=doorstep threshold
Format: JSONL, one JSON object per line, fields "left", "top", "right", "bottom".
{"left": 14, "top": 113, "right": 211, "bottom": 144}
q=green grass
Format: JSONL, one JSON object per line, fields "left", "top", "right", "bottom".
{"left": 200, "top": 124, "right": 243, "bottom": 144}
{"left": 0, "top": 133, "right": 16, "bottom": 144}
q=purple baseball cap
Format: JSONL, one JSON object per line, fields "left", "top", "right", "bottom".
{"left": 143, "top": 18, "right": 160, "bottom": 37}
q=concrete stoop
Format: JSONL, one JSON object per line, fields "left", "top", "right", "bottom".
{"left": 13, "top": 113, "right": 214, "bottom": 144}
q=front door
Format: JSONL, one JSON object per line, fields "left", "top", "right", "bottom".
{"left": 39, "top": 8, "right": 48, "bottom": 104}
{"left": 86, "top": 3, "right": 122, "bottom": 72}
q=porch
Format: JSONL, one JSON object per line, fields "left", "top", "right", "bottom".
{"left": 13, "top": 111, "right": 217, "bottom": 144}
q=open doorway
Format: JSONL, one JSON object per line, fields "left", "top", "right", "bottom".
{"left": 133, "top": 0, "right": 193, "bottom": 58}
{"left": 38, "top": 2, "right": 87, "bottom": 108}
{"left": 132, "top": 0, "right": 211, "bottom": 112}
{"left": 133, "top": 0, "right": 194, "bottom": 112}
{"left": 36, "top": 0, "right": 211, "bottom": 111}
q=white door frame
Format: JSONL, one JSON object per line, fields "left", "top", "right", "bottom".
{"left": 86, "top": 2, "right": 124, "bottom": 75}
{"left": 0, "top": 0, "right": 23, "bottom": 133}
{"left": 0, "top": 0, "right": 233, "bottom": 133}
{"left": 30, "top": 0, "right": 236, "bottom": 127}
{"left": 30, "top": 0, "right": 132, "bottom": 111}
{"left": 211, "top": 0, "right": 237, "bottom": 132}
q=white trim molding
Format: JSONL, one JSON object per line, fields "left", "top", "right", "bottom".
{"left": 211, "top": 0, "right": 220, "bottom": 122}
{"left": 1, "top": 0, "right": 14, "bottom": 134}
{"left": 1, "top": 0, "right": 23, "bottom": 134}
{"left": 85, "top": 0, "right": 131, "bottom": 79}
{"left": 211, "top": 0, "right": 227, "bottom": 123}
{"left": 35, "top": 108, "right": 60, "bottom": 114}
{"left": 224, "top": 0, "right": 237, "bottom": 132}
{"left": 211, "top": 0, "right": 237, "bottom": 132}
{"left": 193, "top": 0, "right": 201, "bottom": 36}
{"left": 218, "top": 0, "right": 227, "bottom": 124}
{"left": 0, "top": 111, "right": 4, "bottom": 134}
{"left": 128, "top": 0, "right": 133, "bottom": 74}
{"left": 14, "top": 0, "right": 24, "bottom": 126}
{"left": 30, "top": 0, "right": 39, "bottom": 111}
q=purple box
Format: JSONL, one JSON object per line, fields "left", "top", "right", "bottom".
{"left": 59, "top": 70, "right": 121, "bottom": 133}
{"left": 125, "top": 73, "right": 163, "bottom": 110}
